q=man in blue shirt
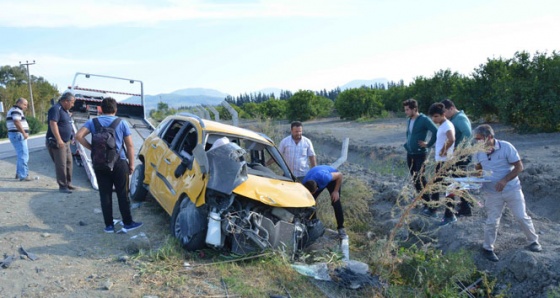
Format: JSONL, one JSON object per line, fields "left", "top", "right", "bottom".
{"left": 302, "top": 165, "right": 346, "bottom": 239}
{"left": 76, "top": 97, "right": 142, "bottom": 234}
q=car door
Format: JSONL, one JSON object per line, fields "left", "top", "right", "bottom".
{"left": 149, "top": 119, "right": 184, "bottom": 209}
{"left": 155, "top": 121, "right": 207, "bottom": 214}
{"left": 142, "top": 118, "right": 173, "bottom": 185}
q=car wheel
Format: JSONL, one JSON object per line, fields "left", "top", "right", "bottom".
{"left": 301, "top": 219, "right": 325, "bottom": 248}
{"left": 170, "top": 197, "right": 208, "bottom": 251}
{"left": 130, "top": 164, "right": 148, "bottom": 201}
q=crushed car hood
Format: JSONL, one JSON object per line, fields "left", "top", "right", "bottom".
{"left": 233, "top": 175, "right": 316, "bottom": 207}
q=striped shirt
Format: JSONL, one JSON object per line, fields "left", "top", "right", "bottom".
{"left": 6, "top": 105, "right": 29, "bottom": 133}
{"left": 278, "top": 135, "right": 315, "bottom": 177}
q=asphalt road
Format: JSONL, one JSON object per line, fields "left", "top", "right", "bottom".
{"left": 0, "top": 134, "right": 46, "bottom": 159}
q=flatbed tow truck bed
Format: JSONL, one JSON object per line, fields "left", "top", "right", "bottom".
{"left": 67, "top": 73, "right": 154, "bottom": 190}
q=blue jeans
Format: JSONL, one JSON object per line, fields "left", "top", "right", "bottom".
{"left": 8, "top": 132, "right": 29, "bottom": 179}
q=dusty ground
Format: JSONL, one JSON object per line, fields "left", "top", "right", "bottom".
{"left": 304, "top": 117, "right": 560, "bottom": 297}
{"left": 1, "top": 117, "right": 559, "bottom": 297}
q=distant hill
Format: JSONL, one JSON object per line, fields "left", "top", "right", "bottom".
{"left": 170, "top": 88, "right": 228, "bottom": 98}
{"left": 122, "top": 88, "right": 226, "bottom": 111}
{"left": 340, "top": 78, "right": 388, "bottom": 90}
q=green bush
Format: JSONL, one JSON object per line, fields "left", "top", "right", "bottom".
{"left": 388, "top": 246, "right": 480, "bottom": 297}
{"left": 26, "top": 116, "right": 45, "bottom": 134}
{"left": 0, "top": 117, "right": 45, "bottom": 138}
{"left": 0, "top": 120, "right": 6, "bottom": 138}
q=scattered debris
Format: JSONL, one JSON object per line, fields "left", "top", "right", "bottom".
{"left": 1, "top": 254, "right": 16, "bottom": 268}
{"left": 118, "top": 255, "right": 129, "bottom": 263}
{"left": 19, "top": 246, "right": 38, "bottom": 261}
{"left": 125, "top": 232, "right": 150, "bottom": 254}
{"left": 102, "top": 279, "right": 113, "bottom": 290}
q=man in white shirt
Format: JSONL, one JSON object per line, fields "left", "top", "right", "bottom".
{"left": 428, "top": 102, "right": 456, "bottom": 225}
{"left": 278, "top": 121, "right": 317, "bottom": 181}
{"left": 473, "top": 124, "right": 541, "bottom": 262}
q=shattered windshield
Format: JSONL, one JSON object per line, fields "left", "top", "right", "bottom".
{"left": 205, "top": 133, "right": 293, "bottom": 181}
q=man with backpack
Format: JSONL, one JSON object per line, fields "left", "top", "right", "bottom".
{"left": 75, "top": 97, "right": 142, "bottom": 233}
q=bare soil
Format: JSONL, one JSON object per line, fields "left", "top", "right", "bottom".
{"left": 1, "top": 117, "right": 559, "bottom": 297}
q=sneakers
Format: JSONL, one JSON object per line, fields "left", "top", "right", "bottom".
{"left": 20, "top": 176, "right": 33, "bottom": 182}
{"left": 104, "top": 225, "right": 115, "bottom": 233}
{"left": 338, "top": 228, "right": 348, "bottom": 240}
{"left": 421, "top": 207, "right": 438, "bottom": 218}
{"left": 482, "top": 249, "right": 499, "bottom": 262}
{"left": 123, "top": 221, "right": 143, "bottom": 232}
{"left": 439, "top": 215, "right": 457, "bottom": 226}
{"left": 528, "top": 242, "right": 542, "bottom": 252}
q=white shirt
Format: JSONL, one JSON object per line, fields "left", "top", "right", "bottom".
{"left": 435, "top": 119, "right": 455, "bottom": 162}
{"left": 278, "top": 135, "right": 315, "bottom": 177}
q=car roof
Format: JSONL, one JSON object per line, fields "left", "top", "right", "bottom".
{"left": 172, "top": 113, "right": 274, "bottom": 145}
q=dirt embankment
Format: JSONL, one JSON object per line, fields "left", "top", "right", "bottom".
{"left": 304, "top": 118, "right": 560, "bottom": 298}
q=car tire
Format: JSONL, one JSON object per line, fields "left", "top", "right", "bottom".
{"left": 301, "top": 219, "right": 325, "bottom": 248}
{"left": 130, "top": 164, "right": 148, "bottom": 202}
{"left": 170, "top": 197, "right": 208, "bottom": 251}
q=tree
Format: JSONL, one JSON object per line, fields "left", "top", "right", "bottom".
{"left": 335, "top": 88, "right": 383, "bottom": 119}
{"left": 286, "top": 90, "right": 318, "bottom": 121}
{"left": 259, "top": 98, "right": 287, "bottom": 119}
{"left": 0, "top": 65, "right": 58, "bottom": 124}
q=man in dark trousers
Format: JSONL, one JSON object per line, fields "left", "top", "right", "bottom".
{"left": 75, "top": 97, "right": 142, "bottom": 233}
{"left": 302, "top": 165, "right": 346, "bottom": 239}
{"left": 402, "top": 99, "right": 438, "bottom": 217}
{"left": 442, "top": 98, "right": 474, "bottom": 216}
{"left": 46, "top": 92, "right": 76, "bottom": 193}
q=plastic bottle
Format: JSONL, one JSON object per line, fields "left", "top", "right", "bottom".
{"left": 205, "top": 211, "right": 222, "bottom": 247}
{"left": 341, "top": 238, "right": 350, "bottom": 261}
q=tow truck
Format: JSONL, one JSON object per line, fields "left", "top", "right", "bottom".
{"left": 67, "top": 72, "right": 154, "bottom": 190}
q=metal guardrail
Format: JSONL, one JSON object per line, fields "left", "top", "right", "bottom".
{"left": 330, "top": 138, "right": 349, "bottom": 169}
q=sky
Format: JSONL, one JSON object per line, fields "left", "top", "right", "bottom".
{"left": 1, "top": 0, "right": 559, "bottom": 98}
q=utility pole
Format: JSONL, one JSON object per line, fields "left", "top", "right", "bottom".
{"left": 19, "top": 60, "right": 36, "bottom": 117}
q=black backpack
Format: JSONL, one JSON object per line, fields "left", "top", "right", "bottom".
{"left": 91, "top": 117, "right": 123, "bottom": 171}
